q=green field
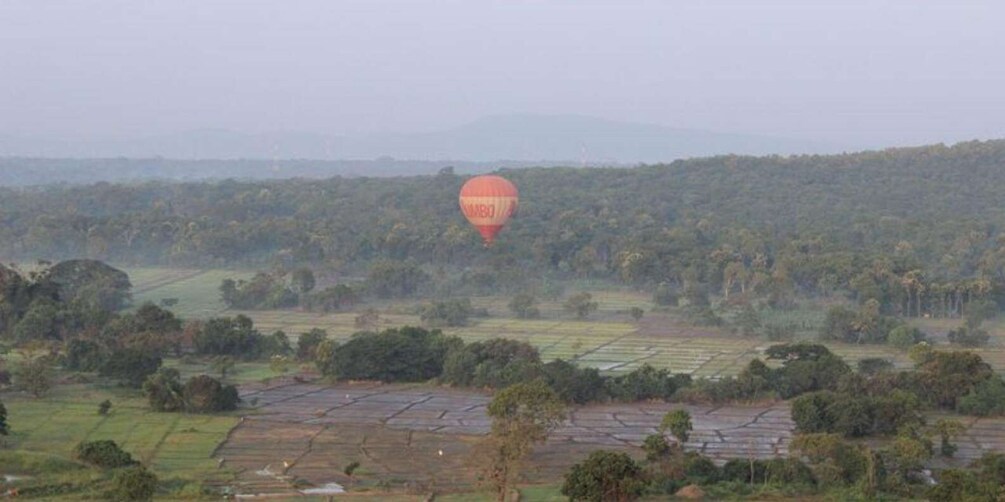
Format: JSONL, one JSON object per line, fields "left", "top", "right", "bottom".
{"left": 125, "top": 267, "right": 253, "bottom": 318}
{"left": 162, "top": 357, "right": 283, "bottom": 384}
{"left": 1, "top": 384, "right": 238, "bottom": 498}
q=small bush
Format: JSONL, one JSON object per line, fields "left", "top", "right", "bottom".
{"left": 73, "top": 440, "right": 136, "bottom": 468}
{"left": 109, "top": 465, "right": 158, "bottom": 501}
{"left": 948, "top": 325, "right": 990, "bottom": 347}
{"left": 887, "top": 325, "right": 923, "bottom": 349}
{"left": 420, "top": 299, "right": 475, "bottom": 327}
{"left": 508, "top": 293, "right": 541, "bottom": 319}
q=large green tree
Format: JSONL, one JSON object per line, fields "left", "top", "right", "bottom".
{"left": 477, "top": 380, "right": 566, "bottom": 501}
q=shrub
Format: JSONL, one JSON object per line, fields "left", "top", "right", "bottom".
{"left": 642, "top": 434, "right": 671, "bottom": 462}
{"left": 947, "top": 325, "right": 990, "bottom": 347}
{"left": 219, "top": 273, "right": 298, "bottom": 310}
{"left": 886, "top": 325, "right": 923, "bottom": 349}
{"left": 791, "top": 391, "right": 839, "bottom": 434}
{"left": 561, "top": 450, "right": 646, "bottom": 502}
{"left": 763, "top": 457, "right": 816, "bottom": 485}
{"left": 541, "top": 359, "right": 606, "bottom": 404}
{"left": 734, "top": 304, "right": 761, "bottom": 336}
{"left": 605, "top": 364, "right": 682, "bottom": 401}
{"left": 957, "top": 376, "right": 1005, "bottom": 416}
{"left": 143, "top": 368, "right": 184, "bottom": 412}
{"left": 917, "top": 351, "right": 994, "bottom": 409}
{"left": 764, "top": 323, "right": 796, "bottom": 341}
{"left": 64, "top": 339, "right": 106, "bottom": 371}
{"left": 684, "top": 306, "right": 723, "bottom": 326}
{"left": 304, "top": 284, "right": 359, "bottom": 312}
{"left": 365, "top": 260, "right": 429, "bottom": 298}
{"left": 73, "top": 440, "right": 136, "bottom": 468}
{"left": 508, "top": 293, "right": 540, "bottom": 319}
{"left": 653, "top": 282, "right": 678, "bottom": 306}
{"left": 721, "top": 458, "right": 814, "bottom": 486}
{"left": 15, "top": 355, "right": 53, "bottom": 397}
{"left": 0, "top": 400, "right": 8, "bottom": 435}
{"left": 629, "top": 307, "right": 644, "bottom": 321}
{"left": 563, "top": 293, "right": 598, "bottom": 319}
{"left": 681, "top": 452, "right": 721, "bottom": 484}
{"left": 296, "top": 328, "right": 327, "bottom": 361}
{"left": 420, "top": 299, "right": 475, "bottom": 327}
{"left": 790, "top": 433, "right": 867, "bottom": 486}
{"left": 99, "top": 349, "right": 162, "bottom": 387}
{"left": 660, "top": 409, "right": 693, "bottom": 444}
{"left": 109, "top": 466, "right": 158, "bottom": 501}
{"left": 857, "top": 357, "right": 894, "bottom": 375}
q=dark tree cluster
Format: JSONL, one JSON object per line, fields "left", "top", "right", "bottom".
{"left": 419, "top": 298, "right": 481, "bottom": 327}
{"left": 315, "top": 326, "right": 458, "bottom": 382}
{"left": 791, "top": 390, "right": 924, "bottom": 437}
{"left": 142, "top": 368, "right": 239, "bottom": 413}
{"left": 192, "top": 315, "right": 290, "bottom": 359}
{"left": 0, "top": 260, "right": 132, "bottom": 344}
{"left": 316, "top": 327, "right": 686, "bottom": 405}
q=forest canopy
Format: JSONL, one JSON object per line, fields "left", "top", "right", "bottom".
{"left": 4, "top": 140, "right": 1005, "bottom": 316}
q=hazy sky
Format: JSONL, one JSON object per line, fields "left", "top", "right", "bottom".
{"left": 2, "top": 0, "right": 1003, "bottom": 147}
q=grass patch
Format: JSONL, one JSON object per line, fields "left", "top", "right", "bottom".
{"left": 124, "top": 267, "right": 252, "bottom": 319}
{"left": 1, "top": 383, "right": 238, "bottom": 491}
{"left": 162, "top": 357, "right": 280, "bottom": 385}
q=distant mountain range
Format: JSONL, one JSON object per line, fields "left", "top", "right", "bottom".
{"left": 0, "top": 114, "right": 846, "bottom": 163}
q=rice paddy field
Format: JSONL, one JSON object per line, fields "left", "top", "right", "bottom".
{"left": 212, "top": 380, "right": 1005, "bottom": 498}
{"left": 120, "top": 267, "right": 1005, "bottom": 378}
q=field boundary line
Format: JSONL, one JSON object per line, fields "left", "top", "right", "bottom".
{"left": 80, "top": 408, "right": 112, "bottom": 443}
{"left": 601, "top": 353, "right": 657, "bottom": 373}
{"left": 571, "top": 332, "right": 633, "bottom": 363}
{"left": 145, "top": 414, "right": 181, "bottom": 464}
{"left": 382, "top": 395, "right": 434, "bottom": 423}
{"left": 285, "top": 424, "right": 327, "bottom": 473}
{"left": 210, "top": 416, "right": 246, "bottom": 459}
{"left": 132, "top": 268, "right": 208, "bottom": 294}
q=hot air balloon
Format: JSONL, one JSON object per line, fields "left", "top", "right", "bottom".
{"left": 459, "top": 175, "right": 519, "bottom": 246}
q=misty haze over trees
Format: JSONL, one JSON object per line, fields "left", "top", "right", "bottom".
{"left": 0, "top": 114, "right": 840, "bottom": 163}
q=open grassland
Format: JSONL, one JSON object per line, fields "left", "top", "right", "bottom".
{"left": 1, "top": 384, "right": 238, "bottom": 497}
{"left": 162, "top": 357, "right": 282, "bottom": 384}
{"left": 124, "top": 267, "right": 252, "bottom": 319}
